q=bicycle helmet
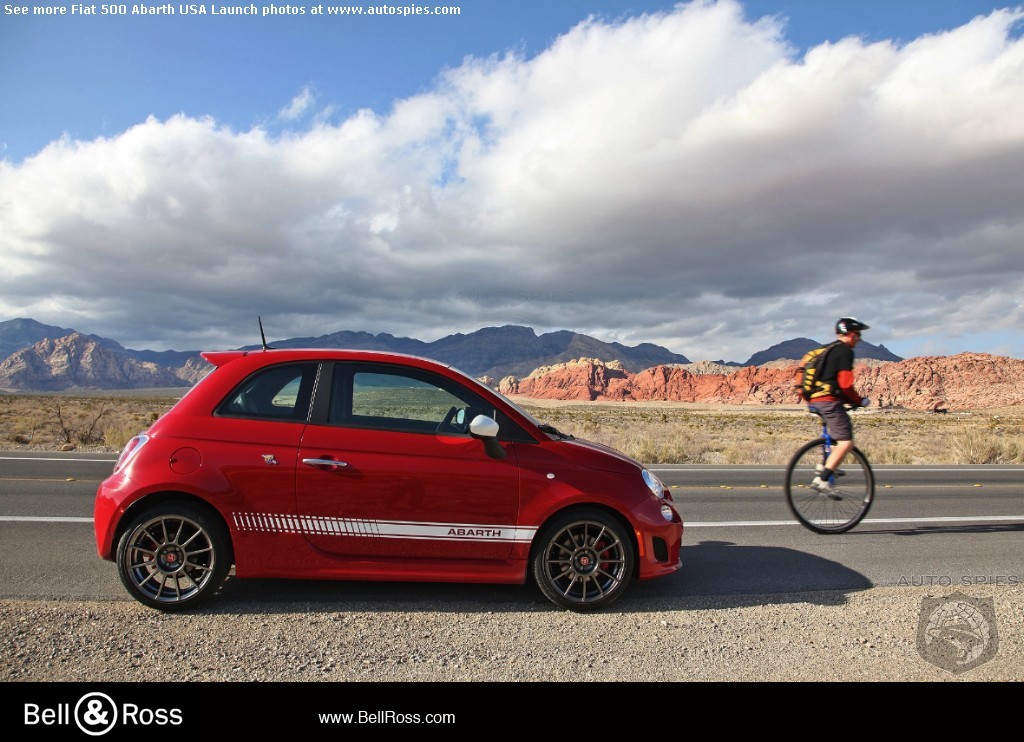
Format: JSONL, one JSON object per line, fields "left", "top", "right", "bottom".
{"left": 836, "top": 317, "right": 869, "bottom": 335}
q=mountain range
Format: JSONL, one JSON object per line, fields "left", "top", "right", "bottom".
{"left": 0, "top": 317, "right": 902, "bottom": 392}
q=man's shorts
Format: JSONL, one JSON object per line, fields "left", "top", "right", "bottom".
{"left": 809, "top": 400, "right": 853, "bottom": 441}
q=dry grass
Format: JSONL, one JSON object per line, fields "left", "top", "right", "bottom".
{"left": 515, "top": 399, "right": 1024, "bottom": 465}
{"left": 0, "top": 393, "right": 180, "bottom": 452}
{"left": 1, "top": 392, "right": 1021, "bottom": 465}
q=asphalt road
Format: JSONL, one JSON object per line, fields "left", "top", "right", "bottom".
{"left": 1, "top": 452, "right": 1021, "bottom": 605}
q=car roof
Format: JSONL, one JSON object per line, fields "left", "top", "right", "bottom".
{"left": 200, "top": 348, "right": 460, "bottom": 372}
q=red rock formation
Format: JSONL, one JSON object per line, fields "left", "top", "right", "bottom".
{"left": 503, "top": 354, "right": 1024, "bottom": 410}
{"left": 855, "top": 353, "right": 1024, "bottom": 410}
{"left": 500, "top": 358, "right": 629, "bottom": 400}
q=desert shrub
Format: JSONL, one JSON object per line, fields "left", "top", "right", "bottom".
{"left": 0, "top": 394, "right": 175, "bottom": 450}
{"left": 46, "top": 401, "right": 111, "bottom": 445}
{"left": 949, "top": 427, "right": 1024, "bottom": 464}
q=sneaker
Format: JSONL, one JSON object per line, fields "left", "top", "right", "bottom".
{"left": 815, "top": 463, "right": 845, "bottom": 477}
{"left": 810, "top": 476, "right": 843, "bottom": 500}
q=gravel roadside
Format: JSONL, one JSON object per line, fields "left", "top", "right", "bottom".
{"left": 3, "top": 585, "right": 1021, "bottom": 682}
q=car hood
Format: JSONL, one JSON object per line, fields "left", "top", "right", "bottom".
{"left": 557, "top": 438, "right": 643, "bottom": 475}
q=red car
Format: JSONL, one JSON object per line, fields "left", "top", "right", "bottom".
{"left": 94, "top": 348, "right": 683, "bottom": 611}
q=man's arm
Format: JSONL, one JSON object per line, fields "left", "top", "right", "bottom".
{"left": 837, "top": 368, "right": 861, "bottom": 404}
{"left": 834, "top": 345, "right": 863, "bottom": 405}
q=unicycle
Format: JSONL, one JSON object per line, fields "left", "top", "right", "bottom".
{"left": 784, "top": 409, "right": 874, "bottom": 534}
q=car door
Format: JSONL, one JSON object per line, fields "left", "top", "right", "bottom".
{"left": 204, "top": 361, "right": 318, "bottom": 526}
{"left": 295, "top": 362, "right": 522, "bottom": 560}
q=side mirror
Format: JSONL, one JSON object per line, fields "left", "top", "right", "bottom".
{"left": 469, "top": 415, "right": 506, "bottom": 460}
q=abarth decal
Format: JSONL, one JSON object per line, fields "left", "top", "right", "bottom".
{"left": 232, "top": 512, "right": 536, "bottom": 543}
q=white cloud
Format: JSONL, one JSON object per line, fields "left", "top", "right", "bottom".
{"left": 1, "top": 0, "right": 1023, "bottom": 360}
{"left": 278, "top": 86, "right": 317, "bottom": 121}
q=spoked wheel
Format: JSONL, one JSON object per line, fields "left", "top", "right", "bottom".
{"left": 784, "top": 438, "right": 875, "bottom": 534}
{"left": 116, "top": 503, "right": 231, "bottom": 611}
{"left": 532, "top": 508, "right": 635, "bottom": 611}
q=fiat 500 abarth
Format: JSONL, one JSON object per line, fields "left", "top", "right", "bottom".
{"left": 94, "top": 349, "right": 683, "bottom": 611}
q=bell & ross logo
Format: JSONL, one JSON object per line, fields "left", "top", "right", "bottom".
{"left": 23, "top": 691, "right": 182, "bottom": 735}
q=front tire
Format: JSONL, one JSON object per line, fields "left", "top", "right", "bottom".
{"left": 116, "top": 502, "right": 231, "bottom": 611}
{"left": 532, "top": 508, "right": 635, "bottom": 611}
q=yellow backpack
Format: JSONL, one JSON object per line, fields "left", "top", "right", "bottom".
{"left": 795, "top": 341, "right": 842, "bottom": 401}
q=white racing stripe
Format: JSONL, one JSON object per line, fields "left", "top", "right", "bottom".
{"left": 232, "top": 511, "right": 538, "bottom": 543}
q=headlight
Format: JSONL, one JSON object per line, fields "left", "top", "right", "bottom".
{"left": 642, "top": 468, "right": 667, "bottom": 499}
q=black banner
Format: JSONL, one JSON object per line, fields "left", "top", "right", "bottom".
{"left": 2, "top": 682, "right": 588, "bottom": 737}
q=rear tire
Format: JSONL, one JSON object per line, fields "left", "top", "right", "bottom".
{"left": 784, "top": 439, "right": 874, "bottom": 534}
{"left": 116, "top": 502, "right": 231, "bottom": 611}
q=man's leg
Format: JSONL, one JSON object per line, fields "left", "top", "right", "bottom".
{"left": 812, "top": 403, "right": 854, "bottom": 493}
{"left": 825, "top": 440, "right": 852, "bottom": 472}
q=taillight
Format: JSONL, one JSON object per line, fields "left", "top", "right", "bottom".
{"left": 113, "top": 434, "right": 149, "bottom": 473}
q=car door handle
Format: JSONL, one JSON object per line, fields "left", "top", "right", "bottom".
{"left": 302, "top": 458, "right": 349, "bottom": 469}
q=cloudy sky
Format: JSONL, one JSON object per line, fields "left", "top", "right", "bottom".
{"left": 2, "top": 0, "right": 1022, "bottom": 362}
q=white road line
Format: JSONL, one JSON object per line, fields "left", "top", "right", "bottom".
{"left": 0, "top": 456, "right": 116, "bottom": 463}
{"left": 687, "top": 515, "right": 1024, "bottom": 527}
{"left": 650, "top": 465, "right": 1024, "bottom": 472}
{"left": 0, "top": 516, "right": 93, "bottom": 523}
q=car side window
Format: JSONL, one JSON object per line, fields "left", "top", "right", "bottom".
{"left": 216, "top": 363, "right": 318, "bottom": 421}
{"left": 330, "top": 365, "right": 492, "bottom": 436}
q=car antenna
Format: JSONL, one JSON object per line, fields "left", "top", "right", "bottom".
{"left": 258, "top": 316, "right": 275, "bottom": 350}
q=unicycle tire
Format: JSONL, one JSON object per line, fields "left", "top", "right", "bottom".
{"left": 784, "top": 438, "right": 875, "bottom": 534}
